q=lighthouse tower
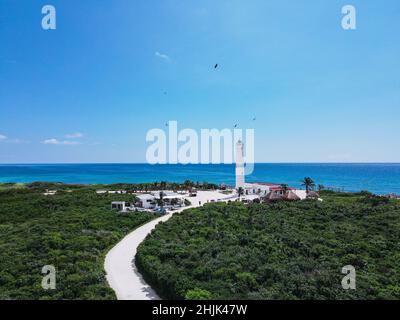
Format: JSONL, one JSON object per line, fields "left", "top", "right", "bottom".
{"left": 235, "top": 140, "right": 245, "bottom": 189}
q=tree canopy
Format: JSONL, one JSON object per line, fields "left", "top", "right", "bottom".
{"left": 0, "top": 183, "right": 156, "bottom": 299}
{"left": 136, "top": 192, "right": 400, "bottom": 300}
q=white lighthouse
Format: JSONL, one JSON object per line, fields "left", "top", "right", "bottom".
{"left": 235, "top": 140, "right": 245, "bottom": 189}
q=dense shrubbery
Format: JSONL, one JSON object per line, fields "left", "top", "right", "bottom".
{"left": 136, "top": 192, "right": 400, "bottom": 300}
{"left": 0, "top": 183, "right": 155, "bottom": 300}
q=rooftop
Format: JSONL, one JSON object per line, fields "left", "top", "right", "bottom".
{"left": 245, "top": 182, "right": 282, "bottom": 187}
{"left": 136, "top": 194, "right": 155, "bottom": 200}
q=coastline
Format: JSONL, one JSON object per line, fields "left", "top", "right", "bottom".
{"left": 1, "top": 163, "right": 400, "bottom": 195}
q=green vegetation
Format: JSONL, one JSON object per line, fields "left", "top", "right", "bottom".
{"left": 136, "top": 192, "right": 400, "bottom": 300}
{"left": 0, "top": 182, "right": 156, "bottom": 300}
{"left": 122, "top": 180, "right": 219, "bottom": 192}
{"left": 0, "top": 182, "right": 26, "bottom": 191}
{"left": 185, "top": 288, "right": 213, "bottom": 300}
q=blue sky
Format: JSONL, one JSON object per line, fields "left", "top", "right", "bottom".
{"left": 0, "top": 0, "right": 399, "bottom": 163}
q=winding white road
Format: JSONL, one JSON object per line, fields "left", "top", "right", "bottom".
{"left": 104, "top": 191, "right": 234, "bottom": 300}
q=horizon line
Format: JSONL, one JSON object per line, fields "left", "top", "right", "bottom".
{"left": 1, "top": 162, "right": 400, "bottom": 165}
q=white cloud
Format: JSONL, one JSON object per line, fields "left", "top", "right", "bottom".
{"left": 42, "top": 138, "right": 80, "bottom": 145}
{"left": 6, "top": 138, "right": 24, "bottom": 144}
{"left": 65, "top": 132, "right": 83, "bottom": 139}
{"left": 0, "top": 135, "right": 26, "bottom": 144}
{"left": 43, "top": 133, "right": 84, "bottom": 145}
{"left": 155, "top": 51, "right": 171, "bottom": 62}
{"left": 42, "top": 138, "right": 59, "bottom": 145}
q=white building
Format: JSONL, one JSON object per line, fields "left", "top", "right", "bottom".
{"left": 136, "top": 194, "right": 157, "bottom": 209}
{"left": 243, "top": 182, "right": 283, "bottom": 196}
{"left": 111, "top": 201, "right": 127, "bottom": 211}
{"left": 43, "top": 189, "right": 57, "bottom": 196}
{"left": 135, "top": 191, "right": 187, "bottom": 209}
{"left": 234, "top": 140, "right": 308, "bottom": 201}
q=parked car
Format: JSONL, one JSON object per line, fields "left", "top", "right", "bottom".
{"left": 154, "top": 207, "right": 167, "bottom": 215}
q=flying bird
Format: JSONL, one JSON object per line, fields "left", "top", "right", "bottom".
{"left": 252, "top": 116, "right": 257, "bottom": 121}
{"left": 233, "top": 124, "right": 238, "bottom": 128}
{"left": 214, "top": 64, "right": 218, "bottom": 69}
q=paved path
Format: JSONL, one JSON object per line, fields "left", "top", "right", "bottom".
{"left": 104, "top": 191, "right": 233, "bottom": 300}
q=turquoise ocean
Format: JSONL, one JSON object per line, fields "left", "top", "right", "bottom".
{"left": 0, "top": 163, "right": 400, "bottom": 195}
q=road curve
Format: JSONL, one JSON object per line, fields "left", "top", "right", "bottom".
{"left": 104, "top": 191, "right": 233, "bottom": 300}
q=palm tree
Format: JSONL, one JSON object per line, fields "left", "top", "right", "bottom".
{"left": 301, "top": 177, "right": 315, "bottom": 194}
{"left": 184, "top": 180, "right": 193, "bottom": 193}
{"left": 237, "top": 187, "right": 244, "bottom": 200}
{"left": 280, "top": 184, "right": 289, "bottom": 198}
{"left": 157, "top": 191, "right": 165, "bottom": 209}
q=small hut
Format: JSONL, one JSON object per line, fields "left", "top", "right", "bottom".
{"left": 286, "top": 191, "right": 301, "bottom": 201}
{"left": 306, "top": 191, "right": 320, "bottom": 199}
{"left": 264, "top": 191, "right": 284, "bottom": 202}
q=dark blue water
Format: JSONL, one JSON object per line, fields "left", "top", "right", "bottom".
{"left": 0, "top": 163, "right": 399, "bottom": 195}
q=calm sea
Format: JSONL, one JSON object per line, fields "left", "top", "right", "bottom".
{"left": 0, "top": 163, "right": 399, "bottom": 195}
